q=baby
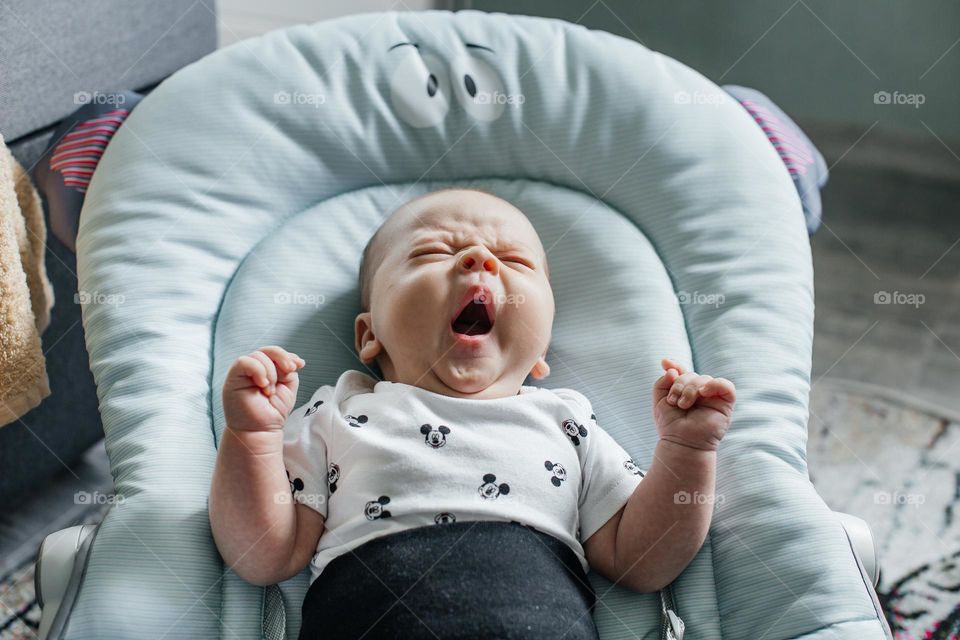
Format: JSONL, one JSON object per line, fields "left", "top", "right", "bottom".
{"left": 209, "top": 188, "right": 736, "bottom": 638}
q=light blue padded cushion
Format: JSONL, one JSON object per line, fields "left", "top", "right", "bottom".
{"left": 72, "top": 9, "right": 888, "bottom": 640}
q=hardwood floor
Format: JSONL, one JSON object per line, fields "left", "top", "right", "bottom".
{"left": 808, "top": 122, "right": 960, "bottom": 416}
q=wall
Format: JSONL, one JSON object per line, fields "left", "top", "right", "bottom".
{"left": 453, "top": 0, "right": 960, "bottom": 145}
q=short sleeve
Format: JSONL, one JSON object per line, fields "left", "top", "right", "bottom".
{"left": 281, "top": 387, "right": 333, "bottom": 518}
{"left": 555, "top": 389, "right": 646, "bottom": 542}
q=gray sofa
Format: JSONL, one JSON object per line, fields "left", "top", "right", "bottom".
{"left": 0, "top": 0, "right": 218, "bottom": 509}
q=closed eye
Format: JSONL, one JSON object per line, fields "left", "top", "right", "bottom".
{"left": 409, "top": 246, "right": 535, "bottom": 269}
{"left": 410, "top": 247, "right": 453, "bottom": 258}
{"left": 501, "top": 256, "right": 534, "bottom": 269}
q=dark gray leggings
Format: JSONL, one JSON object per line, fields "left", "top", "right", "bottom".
{"left": 299, "top": 520, "right": 600, "bottom": 639}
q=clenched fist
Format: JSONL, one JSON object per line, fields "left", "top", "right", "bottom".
{"left": 223, "top": 346, "right": 306, "bottom": 432}
{"left": 652, "top": 357, "right": 736, "bottom": 452}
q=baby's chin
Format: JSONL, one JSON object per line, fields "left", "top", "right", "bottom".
{"left": 433, "top": 359, "right": 518, "bottom": 397}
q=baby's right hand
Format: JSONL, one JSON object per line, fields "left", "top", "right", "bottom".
{"left": 222, "top": 346, "right": 306, "bottom": 432}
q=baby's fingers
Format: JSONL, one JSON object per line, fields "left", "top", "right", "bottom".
{"left": 233, "top": 355, "right": 270, "bottom": 388}
{"left": 669, "top": 374, "right": 711, "bottom": 409}
{"left": 653, "top": 367, "right": 682, "bottom": 403}
{"left": 259, "top": 345, "right": 305, "bottom": 374}
{"left": 701, "top": 377, "right": 736, "bottom": 402}
{"left": 250, "top": 349, "right": 277, "bottom": 389}
{"left": 660, "top": 358, "right": 686, "bottom": 376}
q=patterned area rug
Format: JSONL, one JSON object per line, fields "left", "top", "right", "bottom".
{"left": 0, "top": 560, "right": 41, "bottom": 639}
{"left": 809, "top": 378, "right": 960, "bottom": 640}
{"left": 1, "top": 383, "right": 956, "bottom": 639}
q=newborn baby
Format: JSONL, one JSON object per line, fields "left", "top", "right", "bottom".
{"left": 209, "top": 188, "right": 736, "bottom": 639}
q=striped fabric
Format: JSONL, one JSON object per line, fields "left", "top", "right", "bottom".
{"left": 49, "top": 109, "right": 129, "bottom": 193}
{"left": 739, "top": 99, "right": 815, "bottom": 176}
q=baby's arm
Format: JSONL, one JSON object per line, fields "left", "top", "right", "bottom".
{"left": 585, "top": 358, "right": 735, "bottom": 592}
{"left": 209, "top": 346, "right": 324, "bottom": 586}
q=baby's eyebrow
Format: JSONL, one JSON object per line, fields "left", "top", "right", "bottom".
{"left": 408, "top": 225, "right": 540, "bottom": 256}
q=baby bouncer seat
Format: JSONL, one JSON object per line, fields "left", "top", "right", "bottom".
{"left": 35, "top": 9, "right": 891, "bottom": 639}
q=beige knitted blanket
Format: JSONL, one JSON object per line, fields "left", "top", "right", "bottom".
{"left": 0, "top": 134, "right": 54, "bottom": 427}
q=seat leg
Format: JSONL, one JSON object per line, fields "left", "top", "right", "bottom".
{"left": 36, "top": 524, "right": 98, "bottom": 640}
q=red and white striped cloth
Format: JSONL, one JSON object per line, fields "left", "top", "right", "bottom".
{"left": 49, "top": 109, "right": 129, "bottom": 193}
{"left": 739, "top": 99, "right": 813, "bottom": 177}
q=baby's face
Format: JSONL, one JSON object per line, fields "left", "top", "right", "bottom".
{"left": 355, "top": 189, "right": 554, "bottom": 399}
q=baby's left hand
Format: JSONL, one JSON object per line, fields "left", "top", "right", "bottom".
{"left": 653, "top": 358, "right": 736, "bottom": 452}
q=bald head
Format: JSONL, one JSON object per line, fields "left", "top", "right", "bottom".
{"left": 358, "top": 187, "right": 549, "bottom": 311}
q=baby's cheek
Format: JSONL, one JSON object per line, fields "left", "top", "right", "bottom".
{"left": 383, "top": 277, "right": 445, "bottom": 329}
{"left": 514, "top": 280, "right": 553, "bottom": 323}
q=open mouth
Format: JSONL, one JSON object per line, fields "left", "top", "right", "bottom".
{"left": 451, "top": 289, "right": 495, "bottom": 336}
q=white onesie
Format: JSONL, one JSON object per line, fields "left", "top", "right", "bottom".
{"left": 281, "top": 369, "right": 646, "bottom": 584}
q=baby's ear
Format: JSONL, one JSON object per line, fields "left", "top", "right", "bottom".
{"left": 529, "top": 355, "right": 550, "bottom": 380}
{"left": 354, "top": 312, "right": 382, "bottom": 363}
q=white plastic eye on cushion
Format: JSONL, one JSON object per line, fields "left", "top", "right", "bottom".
{"left": 450, "top": 53, "right": 508, "bottom": 123}
{"left": 390, "top": 49, "right": 451, "bottom": 128}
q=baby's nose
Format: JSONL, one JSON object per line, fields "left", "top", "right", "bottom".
{"left": 459, "top": 247, "right": 499, "bottom": 274}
